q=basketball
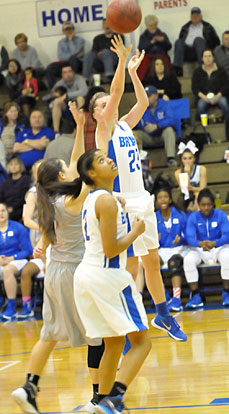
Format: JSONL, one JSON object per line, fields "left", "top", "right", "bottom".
{"left": 106, "top": 0, "right": 142, "bottom": 34}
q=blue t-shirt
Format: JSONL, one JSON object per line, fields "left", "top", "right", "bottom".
{"left": 0, "top": 220, "right": 33, "bottom": 259}
{"left": 15, "top": 127, "right": 55, "bottom": 167}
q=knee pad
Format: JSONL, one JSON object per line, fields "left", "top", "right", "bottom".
{"left": 168, "top": 254, "right": 184, "bottom": 278}
{"left": 87, "top": 341, "right": 105, "bottom": 369}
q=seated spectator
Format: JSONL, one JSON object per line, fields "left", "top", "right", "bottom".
{"left": 173, "top": 7, "right": 220, "bottom": 76}
{"left": 137, "top": 14, "right": 172, "bottom": 81}
{"left": 5, "top": 59, "right": 24, "bottom": 101}
{"left": 82, "top": 19, "right": 124, "bottom": 84}
{"left": 155, "top": 187, "right": 188, "bottom": 312}
{"left": 135, "top": 85, "right": 177, "bottom": 166}
{"left": 11, "top": 33, "right": 44, "bottom": 78}
{"left": 17, "top": 67, "right": 39, "bottom": 117}
{"left": 214, "top": 31, "right": 229, "bottom": 80}
{"left": 50, "top": 64, "right": 88, "bottom": 133}
{"left": 17, "top": 160, "right": 44, "bottom": 319}
{"left": 46, "top": 21, "right": 85, "bottom": 88}
{"left": 0, "top": 102, "right": 26, "bottom": 156}
{"left": 143, "top": 57, "right": 182, "bottom": 100}
{"left": 82, "top": 85, "right": 105, "bottom": 150}
{"left": 183, "top": 188, "right": 229, "bottom": 308}
{"left": 0, "top": 43, "right": 9, "bottom": 84}
{"left": 13, "top": 110, "right": 55, "bottom": 169}
{"left": 44, "top": 119, "right": 76, "bottom": 165}
{"left": 192, "top": 48, "right": 229, "bottom": 137}
{"left": 175, "top": 140, "right": 207, "bottom": 210}
{"left": 0, "top": 202, "right": 33, "bottom": 320}
{"left": 0, "top": 155, "right": 30, "bottom": 222}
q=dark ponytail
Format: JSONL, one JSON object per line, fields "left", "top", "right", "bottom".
{"left": 37, "top": 158, "right": 82, "bottom": 244}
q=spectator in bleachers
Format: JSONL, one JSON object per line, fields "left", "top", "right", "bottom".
{"left": 50, "top": 64, "right": 87, "bottom": 133}
{"left": 17, "top": 67, "right": 39, "bottom": 117}
{"left": 173, "top": 7, "right": 220, "bottom": 77}
{"left": 46, "top": 21, "right": 85, "bottom": 88}
{"left": 44, "top": 120, "right": 76, "bottom": 165}
{"left": 82, "top": 19, "right": 124, "bottom": 84}
{"left": 184, "top": 188, "right": 229, "bottom": 308}
{"left": 0, "top": 102, "right": 26, "bottom": 156}
{"left": 137, "top": 15, "right": 171, "bottom": 82}
{"left": 5, "top": 59, "right": 24, "bottom": 101}
{"left": 0, "top": 155, "right": 30, "bottom": 222}
{"left": 11, "top": 33, "right": 44, "bottom": 78}
{"left": 17, "top": 160, "right": 44, "bottom": 319}
{"left": 214, "top": 30, "right": 229, "bottom": 79}
{"left": 13, "top": 110, "right": 55, "bottom": 169}
{"left": 155, "top": 187, "right": 188, "bottom": 312}
{"left": 134, "top": 85, "right": 177, "bottom": 166}
{"left": 0, "top": 43, "right": 9, "bottom": 84}
{"left": 192, "top": 48, "right": 229, "bottom": 134}
{"left": 82, "top": 85, "right": 105, "bottom": 150}
{"left": 0, "top": 202, "right": 33, "bottom": 320}
{"left": 143, "top": 57, "right": 182, "bottom": 100}
{"left": 175, "top": 140, "right": 207, "bottom": 211}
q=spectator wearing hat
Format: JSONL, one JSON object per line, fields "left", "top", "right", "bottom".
{"left": 214, "top": 31, "right": 229, "bottom": 79}
{"left": 137, "top": 14, "right": 172, "bottom": 81}
{"left": 173, "top": 7, "right": 220, "bottom": 76}
{"left": 135, "top": 85, "right": 177, "bottom": 166}
{"left": 11, "top": 33, "right": 44, "bottom": 79}
{"left": 46, "top": 21, "right": 85, "bottom": 88}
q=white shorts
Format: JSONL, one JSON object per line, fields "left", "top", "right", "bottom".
{"left": 0, "top": 259, "right": 28, "bottom": 279}
{"left": 74, "top": 263, "right": 148, "bottom": 339}
{"left": 123, "top": 191, "right": 159, "bottom": 256}
{"left": 159, "top": 246, "right": 190, "bottom": 265}
{"left": 29, "top": 258, "right": 45, "bottom": 272}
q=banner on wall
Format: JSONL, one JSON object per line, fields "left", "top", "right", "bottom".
{"left": 152, "top": 0, "right": 190, "bottom": 12}
{"left": 36, "top": 0, "right": 108, "bottom": 37}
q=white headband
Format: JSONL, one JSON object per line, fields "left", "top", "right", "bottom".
{"left": 177, "top": 140, "right": 199, "bottom": 155}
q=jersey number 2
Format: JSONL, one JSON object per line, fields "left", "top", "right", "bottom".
{"left": 128, "top": 148, "right": 140, "bottom": 173}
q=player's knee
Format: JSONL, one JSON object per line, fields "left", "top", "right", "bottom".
{"left": 168, "top": 254, "right": 183, "bottom": 278}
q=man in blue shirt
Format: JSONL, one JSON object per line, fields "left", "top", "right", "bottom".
{"left": 135, "top": 85, "right": 177, "bottom": 166}
{"left": 184, "top": 188, "right": 229, "bottom": 308}
{"left": 13, "top": 110, "right": 54, "bottom": 169}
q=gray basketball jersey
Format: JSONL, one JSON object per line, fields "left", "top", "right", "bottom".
{"left": 51, "top": 196, "right": 85, "bottom": 264}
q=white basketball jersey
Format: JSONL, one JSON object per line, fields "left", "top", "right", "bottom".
{"left": 97, "top": 121, "right": 145, "bottom": 196}
{"left": 81, "top": 189, "right": 128, "bottom": 269}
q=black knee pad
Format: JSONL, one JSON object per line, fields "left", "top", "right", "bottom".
{"left": 168, "top": 254, "right": 184, "bottom": 278}
{"left": 87, "top": 341, "right": 105, "bottom": 369}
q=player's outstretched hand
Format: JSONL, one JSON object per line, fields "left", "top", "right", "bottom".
{"left": 128, "top": 49, "right": 145, "bottom": 73}
{"left": 110, "top": 34, "right": 132, "bottom": 62}
{"left": 68, "top": 101, "right": 85, "bottom": 125}
{"left": 132, "top": 216, "right": 145, "bottom": 236}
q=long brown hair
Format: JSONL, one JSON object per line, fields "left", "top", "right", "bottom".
{"left": 2, "top": 102, "right": 19, "bottom": 126}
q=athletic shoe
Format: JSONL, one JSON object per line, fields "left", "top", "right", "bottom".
{"left": 0, "top": 301, "right": 16, "bottom": 320}
{"left": 85, "top": 392, "right": 99, "bottom": 414}
{"left": 12, "top": 382, "right": 39, "bottom": 414}
{"left": 222, "top": 291, "right": 229, "bottom": 306}
{"left": 167, "top": 297, "right": 183, "bottom": 312}
{"left": 96, "top": 394, "right": 124, "bottom": 414}
{"left": 151, "top": 314, "right": 187, "bottom": 341}
{"left": 16, "top": 301, "right": 34, "bottom": 319}
{"left": 185, "top": 293, "right": 204, "bottom": 309}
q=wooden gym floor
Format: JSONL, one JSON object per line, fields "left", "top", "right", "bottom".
{"left": 1, "top": 309, "right": 229, "bottom": 414}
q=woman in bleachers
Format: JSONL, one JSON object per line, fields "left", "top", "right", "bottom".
{"left": 5, "top": 59, "right": 24, "bottom": 101}
{"left": 0, "top": 202, "right": 33, "bottom": 319}
{"left": 0, "top": 154, "right": 31, "bottom": 222}
{"left": 155, "top": 186, "right": 188, "bottom": 312}
{"left": 192, "top": 49, "right": 229, "bottom": 135}
{"left": 0, "top": 101, "right": 26, "bottom": 156}
{"left": 174, "top": 140, "right": 207, "bottom": 211}
{"left": 17, "top": 160, "right": 44, "bottom": 319}
{"left": 143, "top": 57, "right": 182, "bottom": 100}
{"left": 184, "top": 188, "right": 229, "bottom": 308}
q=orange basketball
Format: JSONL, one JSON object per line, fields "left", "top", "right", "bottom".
{"left": 106, "top": 0, "right": 142, "bottom": 34}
